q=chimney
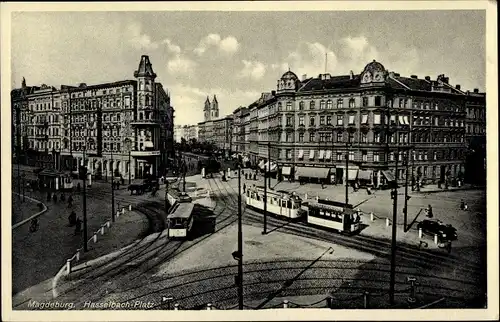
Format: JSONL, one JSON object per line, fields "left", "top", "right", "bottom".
{"left": 455, "top": 84, "right": 461, "bottom": 90}
{"left": 474, "top": 88, "right": 479, "bottom": 93}
{"left": 350, "top": 70, "right": 354, "bottom": 79}
{"left": 388, "top": 71, "right": 395, "bottom": 78}
{"left": 271, "top": 90, "right": 276, "bottom": 96}
{"left": 410, "top": 75, "right": 418, "bottom": 79}
{"left": 395, "top": 73, "right": 400, "bottom": 77}
{"left": 302, "top": 74, "right": 307, "bottom": 81}
{"left": 424, "top": 76, "right": 431, "bottom": 81}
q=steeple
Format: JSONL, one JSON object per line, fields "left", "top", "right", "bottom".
{"left": 134, "top": 55, "right": 157, "bottom": 79}
{"left": 213, "top": 95, "right": 218, "bottom": 103}
{"left": 21, "top": 77, "right": 26, "bottom": 88}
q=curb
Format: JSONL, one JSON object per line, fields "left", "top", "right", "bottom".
{"left": 412, "top": 186, "right": 485, "bottom": 194}
{"left": 12, "top": 193, "right": 48, "bottom": 230}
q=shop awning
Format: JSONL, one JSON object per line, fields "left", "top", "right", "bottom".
{"left": 243, "top": 156, "right": 249, "bottom": 163}
{"left": 282, "top": 166, "right": 292, "bottom": 176}
{"left": 358, "top": 170, "right": 373, "bottom": 181}
{"left": 258, "top": 160, "right": 265, "bottom": 169}
{"left": 309, "top": 150, "right": 315, "bottom": 159}
{"left": 298, "top": 150, "right": 304, "bottom": 159}
{"left": 347, "top": 169, "right": 358, "bottom": 181}
{"left": 144, "top": 141, "right": 154, "bottom": 148}
{"left": 382, "top": 170, "right": 396, "bottom": 182}
{"left": 263, "top": 161, "right": 278, "bottom": 172}
{"left": 319, "top": 150, "right": 325, "bottom": 159}
{"left": 296, "top": 167, "right": 330, "bottom": 179}
{"left": 325, "top": 150, "right": 332, "bottom": 160}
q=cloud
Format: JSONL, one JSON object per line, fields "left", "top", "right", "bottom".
{"left": 127, "top": 22, "right": 159, "bottom": 51}
{"left": 194, "top": 33, "right": 240, "bottom": 56}
{"left": 238, "top": 60, "right": 266, "bottom": 80}
{"left": 162, "top": 38, "right": 181, "bottom": 55}
{"left": 338, "top": 36, "right": 379, "bottom": 74}
{"left": 167, "top": 56, "right": 197, "bottom": 75}
{"left": 274, "top": 42, "right": 338, "bottom": 78}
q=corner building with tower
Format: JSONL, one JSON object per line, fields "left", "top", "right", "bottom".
{"left": 233, "top": 60, "right": 486, "bottom": 187}
{"left": 11, "top": 55, "right": 175, "bottom": 179}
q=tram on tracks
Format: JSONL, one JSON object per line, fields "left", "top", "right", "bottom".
{"left": 245, "top": 186, "right": 305, "bottom": 219}
{"left": 166, "top": 202, "right": 195, "bottom": 239}
{"left": 306, "top": 199, "right": 361, "bottom": 234}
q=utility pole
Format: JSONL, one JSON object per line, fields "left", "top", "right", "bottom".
{"left": 403, "top": 148, "right": 410, "bottom": 231}
{"left": 267, "top": 141, "right": 271, "bottom": 187}
{"left": 262, "top": 143, "right": 268, "bottom": 235}
{"left": 128, "top": 149, "right": 131, "bottom": 185}
{"left": 237, "top": 163, "right": 243, "bottom": 309}
{"left": 83, "top": 142, "right": 88, "bottom": 252}
{"left": 345, "top": 141, "right": 349, "bottom": 206}
{"left": 111, "top": 149, "right": 115, "bottom": 222}
{"left": 389, "top": 136, "right": 400, "bottom": 305}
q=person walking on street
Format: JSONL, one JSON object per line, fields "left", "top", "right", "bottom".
{"left": 67, "top": 195, "right": 73, "bottom": 208}
{"left": 53, "top": 193, "right": 58, "bottom": 203}
{"left": 68, "top": 211, "right": 77, "bottom": 226}
{"left": 74, "top": 217, "right": 82, "bottom": 235}
{"left": 426, "top": 204, "right": 433, "bottom": 218}
{"left": 243, "top": 183, "right": 246, "bottom": 193}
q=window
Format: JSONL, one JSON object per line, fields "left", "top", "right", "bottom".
{"left": 348, "top": 115, "right": 355, "bottom": 124}
{"left": 309, "top": 101, "right": 315, "bottom": 109}
{"left": 373, "top": 153, "right": 380, "bottom": 162}
{"left": 286, "top": 133, "right": 292, "bottom": 142}
{"left": 362, "top": 151, "right": 368, "bottom": 162}
{"left": 348, "top": 132, "right": 354, "bottom": 143}
{"left": 320, "top": 116, "right": 325, "bottom": 125}
{"left": 299, "top": 116, "right": 304, "bottom": 126}
{"left": 278, "top": 102, "right": 282, "bottom": 111}
{"left": 349, "top": 151, "right": 354, "bottom": 161}
{"left": 309, "top": 132, "right": 315, "bottom": 142}
{"left": 374, "top": 114, "right": 381, "bottom": 124}
{"left": 286, "top": 102, "right": 292, "bottom": 111}
{"left": 299, "top": 133, "right": 304, "bottom": 142}
{"left": 320, "top": 100, "right": 326, "bottom": 109}
{"left": 299, "top": 101, "right": 304, "bottom": 110}
{"left": 337, "top": 153, "right": 343, "bottom": 161}
{"left": 374, "top": 96, "right": 382, "bottom": 106}
{"left": 374, "top": 132, "right": 381, "bottom": 143}
{"left": 336, "top": 99, "right": 343, "bottom": 109}
{"left": 390, "top": 152, "right": 394, "bottom": 161}
{"left": 319, "top": 133, "right": 326, "bottom": 142}
{"left": 349, "top": 98, "right": 355, "bottom": 108}
{"left": 286, "top": 116, "right": 293, "bottom": 126}
{"left": 327, "top": 100, "right": 333, "bottom": 109}
{"left": 361, "top": 114, "right": 368, "bottom": 124}
{"left": 327, "top": 116, "right": 332, "bottom": 125}
{"left": 361, "top": 133, "right": 367, "bottom": 143}
{"left": 309, "top": 116, "right": 315, "bottom": 126}
{"left": 286, "top": 149, "right": 292, "bottom": 159}
{"left": 336, "top": 132, "right": 343, "bottom": 142}
{"left": 337, "top": 115, "right": 343, "bottom": 125}
{"left": 362, "top": 97, "right": 369, "bottom": 107}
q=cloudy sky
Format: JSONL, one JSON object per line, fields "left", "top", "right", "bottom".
{"left": 11, "top": 10, "right": 486, "bottom": 125}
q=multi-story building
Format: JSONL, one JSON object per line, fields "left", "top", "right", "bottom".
{"left": 11, "top": 55, "right": 175, "bottom": 179}
{"left": 174, "top": 124, "right": 199, "bottom": 143}
{"left": 231, "top": 106, "right": 248, "bottom": 154}
{"left": 236, "top": 60, "right": 481, "bottom": 187}
{"left": 198, "top": 95, "right": 234, "bottom": 153}
{"left": 464, "top": 89, "right": 486, "bottom": 184}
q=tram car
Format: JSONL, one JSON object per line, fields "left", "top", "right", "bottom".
{"left": 306, "top": 199, "right": 361, "bottom": 234}
{"left": 245, "top": 186, "right": 304, "bottom": 219}
{"left": 166, "top": 202, "right": 195, "bottom": 239}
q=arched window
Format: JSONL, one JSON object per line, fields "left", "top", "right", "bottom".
{"left": 286, "top": 102, "right": 292, "bottom": 111}
{"left": 299, "top": 101, "right": 305, "bottom": 110}
{"left": 349, "top": 98, "right": 355, "bottom": 108}
{"left": 320, "top": 100, "right": 326, "bottom": 109}
{"left": 309, "top": 101, "right": 315, "bottom": 109}
{"left": 139, "top": 112, "right": 143, "bottom": 120}
{"left": 327, "top": 100, "right": 333, "bottom": 109}
{"left": 277, "top": 102, "right": 282, "bottom": 111}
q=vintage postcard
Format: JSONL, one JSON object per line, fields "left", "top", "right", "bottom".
{"left": 1, "top": 1, "right": 498, "bottom": 321}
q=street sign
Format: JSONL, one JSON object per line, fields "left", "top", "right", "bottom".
{"left": 162, "top": 296, "right": 173, "bottom": 302}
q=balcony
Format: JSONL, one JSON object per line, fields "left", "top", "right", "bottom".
{"left": 36, "top": 121, "right": 49, "bottom": 127}
{"left": 130, "top": 119, "right": 161, "bottom": 126}
{"left": 131, "top": 150, "right": 160, "bottom": 157}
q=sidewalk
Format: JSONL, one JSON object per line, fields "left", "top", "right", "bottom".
{"left": 12, "top": 188, "right": 148, "bottom": 295}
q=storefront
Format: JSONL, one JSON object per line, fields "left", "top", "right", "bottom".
{"left": 295, "top": 166, "right": 330, "bottom": 184}
{"left": 357, "top": 169, "right": 374, "bottom": 187}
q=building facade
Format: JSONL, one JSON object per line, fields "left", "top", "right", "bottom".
{"left": 198, "top": 95, "right": 234, "bottom": 153}
{"left": 231, "top": 106, "right": 248, "bottom": 154}
{"left": 464, "top": 89, "right": 486, "bottom": 184}
{"left": 174, "top": 124, "right": 199, "bottom": 143}
{"left": 234, "top": 60, "right": 484, "bottom": 187}
{"left": 11, "top": 55, "right": 175, "bottom": 179}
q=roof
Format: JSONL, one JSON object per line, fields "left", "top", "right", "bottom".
{"left": 393, "top": 76, "right": 431, "bottom": 91}
{"left": 134, "top": 55, "right": 157, "bottom": 78}
{"left": 38, "top": 168, "right": 65, "bottom": 177}
{"left": 308, "top": 201, "right": 355, "bottom": 214}
{"left": 298, "top": 75, "right": 360, "bottom": 92}
{"left": 167, "top": 202, "right": 194, "bottom": 219}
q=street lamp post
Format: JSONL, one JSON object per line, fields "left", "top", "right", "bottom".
{"left": 345, "top": 141, "right": 351, "bottom": 206}
{"left": 82, "top": 141, "right": 89, "bottom": 252}
{"left": 403, "top": 148, "right": 410, "bottom": 231}
{"left": 262, "top": 142, "right": 269, "bottom": 235}
{"left": 237, "top": 163, "right": 243, "bottom": 309}
{"left": 389, "top": 139, "right": 400, "bottom": 305}
{"left": 111, "top": 149, "right": 115, "bottom": 222}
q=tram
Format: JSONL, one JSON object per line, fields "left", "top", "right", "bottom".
{"left": 306, "top": 199, "right": 361, "bottom": 234}
{"left": 245, "top": 186, "right": 304, "bottom": 219}
{"left": 166, "top": 202, "right": 195, "bottom": 239}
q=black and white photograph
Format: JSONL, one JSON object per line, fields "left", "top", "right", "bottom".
{"left": 1, "top": 1, "right": 498, "bottom": 321}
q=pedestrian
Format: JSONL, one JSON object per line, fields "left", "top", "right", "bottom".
{"left": 47, "top": 192, "right": 51, "bottom": 202}
{"left": 60, "top": 193, "right": 66, "bottom": 201}
{"left": 68, "top": 211, "right": 76, "bottom": 226}
{"left": 74, "top": 217, "right": 82, "bottom": 235}
{"left": 77, "top": 182, "right": 81, "bottom": 192}
{"left": 53, "top": 193, "right": 58, "bottom": 203}
{"left": 243, "top": 183, "right": 246, "bottom": 193}
{"left": 426, "top": 204, "right": 433, "bottom": 218}
{"left": 67, "top": 195, "right": 73, "bottom": 208}
{"left": 446, "top": 240, "right": 452, "bottom": 254}
{"left": 367, "top": 187, "right": 372, "bottom": 195}
{"left": 460, "top": 199, "right": 465, "bottom": 210}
